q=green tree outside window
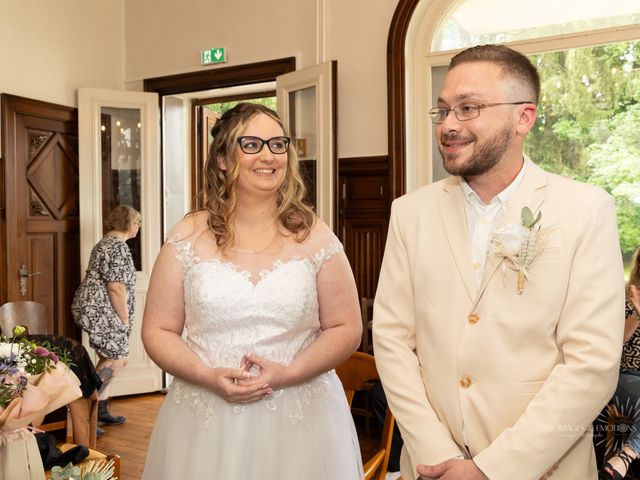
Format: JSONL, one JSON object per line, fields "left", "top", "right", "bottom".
{"left": 525, "top": 42, "right": 640, "bottom": 271}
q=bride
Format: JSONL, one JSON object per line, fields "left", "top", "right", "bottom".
{"left": 141, "top": 103, "right": 364, "bottom": 479}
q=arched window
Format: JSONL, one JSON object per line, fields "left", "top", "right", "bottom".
{"left": 390, "top": 0, "right": 640, "bottom": 266}
{"left": 434, "top": 0, "right": 640, "bottom": 51}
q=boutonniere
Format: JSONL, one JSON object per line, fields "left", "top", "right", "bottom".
{"left": 489, "top": 206, "right": 547, "bottom": 295}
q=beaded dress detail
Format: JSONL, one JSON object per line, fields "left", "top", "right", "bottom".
{"left": 142, "top": 228, "right": 363, "bottom": 479}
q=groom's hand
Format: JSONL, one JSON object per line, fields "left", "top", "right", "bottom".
{"left": 417, "top": 459, "right": 487, "bottom": 479}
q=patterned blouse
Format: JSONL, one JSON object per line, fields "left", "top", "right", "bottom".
{"left": 71, "top": 235, "right": 136, "bottom": 359}
{"left": 621, "top": 299, "right": 640, "bottom": 370}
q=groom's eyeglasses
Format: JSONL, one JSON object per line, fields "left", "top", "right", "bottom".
{"left": 428, "top": 101, "right": 533, "bottom": 124}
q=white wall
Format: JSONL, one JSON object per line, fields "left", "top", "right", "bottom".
{"left": 123, "top": 0, "right": 396, "bottom": 159}
{"left": 0, "top": 0, "right": 125, "bottom": 108}
{"left": 0, "top": 0, "right": 399, "bottom": 159}
{"left": 123, "top": 0, "right": 317, "bottom": 82}
{"left": 326, "top": 0, "right": 398, "bottom": 158}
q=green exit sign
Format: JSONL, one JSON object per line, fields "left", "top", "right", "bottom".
{"left": 201, "top": 47, "right": 227, "bottom": 65}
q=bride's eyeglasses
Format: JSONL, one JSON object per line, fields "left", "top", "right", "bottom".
{"left": 237, "top": 136, "right": 291, "bottom": 155}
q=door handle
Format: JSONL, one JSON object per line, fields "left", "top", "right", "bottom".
{"left": 19, "top": 263, "right": 42, "bottom": 297}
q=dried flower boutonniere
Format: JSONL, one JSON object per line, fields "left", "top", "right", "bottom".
{"left": 489, "top": 206, "right": 547, "bottom": 294}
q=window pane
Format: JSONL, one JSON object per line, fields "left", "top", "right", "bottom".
{"left": 100, "top": 107, "right": 142, "bottom": 270}
{"left": 288, "top": 87, "right": 317, "bottom": 211}
{"left": 524, "top": 42, "right": 640, "bottom": 273}
{"left": 434, "top": 0, "right": 640, "bottom": 51}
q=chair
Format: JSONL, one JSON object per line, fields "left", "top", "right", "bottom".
{"left": 360, "top": 297, "right": 374, "bottom": 353}
{"left": 336, "top": 352, "right": 395, "bottom": 480}
{"left": 0, "top": 300, "right": 48, "bottom": 336}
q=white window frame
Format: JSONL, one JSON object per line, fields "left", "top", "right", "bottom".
{"left": 405, "top": 0, "right": 640, "bottom": 191}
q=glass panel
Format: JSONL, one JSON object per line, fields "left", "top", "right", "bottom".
{"left": 524, "top": 43, "right": 640, "bottom": 274}
{"left": 431, "top": 65, "right": 449, "bottom": 183}
{"left": 288, "top": 87, "right": 317, "bottom": 211}
{"left": 29, "top": 189, "right": 50, "bottom": 217}
{"left": 434, "top": 0, "right": 640, "bottom": 51}
{"left": 100, "top": 107, "right": 142, "bottom": 271}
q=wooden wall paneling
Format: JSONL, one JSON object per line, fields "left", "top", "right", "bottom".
{"left": 338, "top": 156, "right": 390, "bottom": 301}
{"left": 343, "top": 218, "right": 387, "bottom": 301}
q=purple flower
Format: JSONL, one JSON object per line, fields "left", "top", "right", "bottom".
{"left": 32, "top": 346, "right": 49, "bottom": 357}
{"left": 48, "top": 351, "right": 59, "bottom": 363}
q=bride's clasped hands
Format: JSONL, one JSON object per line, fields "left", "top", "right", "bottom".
{"left": 236, "top": 353, "right": 297, "bottom": 393}
{"left": 199, "top": 362, "right": 273, "bottom": 403}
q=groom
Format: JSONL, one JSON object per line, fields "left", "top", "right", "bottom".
{"left": 372, "top": 44, "right": 625, "bottom": 480}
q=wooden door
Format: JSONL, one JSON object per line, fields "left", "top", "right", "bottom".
{"left": 0, "top": 94, "right": 80, "bottom": 337}
{"left": 192, "top": 105, "right": 220, "bottom": 209}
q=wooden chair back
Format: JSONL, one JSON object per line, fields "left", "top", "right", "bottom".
{"left": 0, "top": 301, "right": 48, "bottom": 336}
{"left": 336, "top": 351, "right": 395, "bottom": 480}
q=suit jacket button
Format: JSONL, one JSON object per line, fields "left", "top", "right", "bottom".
{"left": 460, "top": 375, "right": 472, "bottom": 388}
{"left": 468, "top": 313, "right": 480, "bottom": 324}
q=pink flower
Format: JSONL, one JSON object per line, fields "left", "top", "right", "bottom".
{"left": 48, "top": 352, "right": 59, "bottom": 363}
{"left": 32, "top": 346, "right": 49, "bottom": 357}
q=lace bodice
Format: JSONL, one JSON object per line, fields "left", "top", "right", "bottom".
{"left": 169, "top": 230, "right": 342, "bottom": 371}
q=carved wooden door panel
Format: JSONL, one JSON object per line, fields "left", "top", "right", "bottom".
{"left": 0, "top": 94, "right": 80, "bottom": 337}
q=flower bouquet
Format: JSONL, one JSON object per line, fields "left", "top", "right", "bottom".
{"left": 0, "top": 327, "right": 82, "bottom": 480}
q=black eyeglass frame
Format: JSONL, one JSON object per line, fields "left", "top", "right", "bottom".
{"left": 236, "top": 136, "right": 291, "bottom": 154}
{"left": 428, "top": 101, "right": 533, "bottom": 124}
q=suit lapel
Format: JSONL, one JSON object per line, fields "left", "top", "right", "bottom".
{"left": 473, "top": 159, "right": 547, "bottom": 306}
{"left": 439, "top": 176, "right": 477, "bottom": 302}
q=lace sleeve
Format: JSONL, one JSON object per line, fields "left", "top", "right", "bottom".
{"left": 310, "top": 239, "right": 343, "bottom": 274}
{"left": 166, "top": 238, "right": 200, "bottom": 272}
{"left": 164, "top": 213, "right": 206, "bottom": 272}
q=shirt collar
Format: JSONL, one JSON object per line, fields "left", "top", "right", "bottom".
{"left": 461, "top": 159, "right": 527, "bottom": 207}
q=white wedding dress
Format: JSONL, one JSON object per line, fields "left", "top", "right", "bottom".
{"left": 142, "top": 228, "right": 363, "bottom": 479}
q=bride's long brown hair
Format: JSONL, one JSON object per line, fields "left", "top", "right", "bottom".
{"left": 195, "top": 103, "right": 315, "bottom": 252}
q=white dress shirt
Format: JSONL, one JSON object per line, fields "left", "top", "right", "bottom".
{"left": 461, "top": 161, "right": 527, "bottom": 289}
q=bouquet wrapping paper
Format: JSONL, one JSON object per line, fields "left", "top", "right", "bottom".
{"left": 0, "top": 362, "right": 82, "bottom": 480}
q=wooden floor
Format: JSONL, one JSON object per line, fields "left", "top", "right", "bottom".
{"left": 96, "top": 393, "right": 164, "bottom": 480}
{"left": 97, "top": 391, "right": 379, "bottom": 480}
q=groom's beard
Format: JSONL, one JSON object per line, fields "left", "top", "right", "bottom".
{"left": 440, "top": 124, "right": 512, "bottom": 178}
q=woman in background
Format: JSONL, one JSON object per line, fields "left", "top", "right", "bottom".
{"left": 72, "top": 205, "right": 141, "bottom": 431}
{"left": 600, "top": 246, "right": 640, "bottom": 479}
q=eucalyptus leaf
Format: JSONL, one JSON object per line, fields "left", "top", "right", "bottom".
{"left": 521, "top": 207, "right": 535, "bottom": 228}
{"left": 50, "top": 463, "right": 81, "bottom": 480}
{"left": 532, "top": 210, "right": 542, "bottom": 227}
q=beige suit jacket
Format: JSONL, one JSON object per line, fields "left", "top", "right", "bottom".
{"left": 373, "top": 160, "right": 624, "bottom": 480}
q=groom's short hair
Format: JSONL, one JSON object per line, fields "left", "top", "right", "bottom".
{"left": 449, "top": 44, "right": 541, "bottom": 105}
